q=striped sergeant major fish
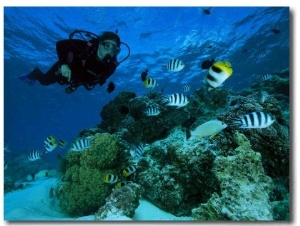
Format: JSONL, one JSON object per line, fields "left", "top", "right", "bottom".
{"left": 145, "top": 107, "right": 161, "bottom": 116}
{"left": 25, "top": 150, "right": 43, "bottom": 162}
{"left": 206, "top": 61, "right": 233, "bottom": 91}
{"left": 130, "top": 144, "right": 145, "bottom": 159}
{"left": 254, "top": 52, "right": 267, "bottom": 61}
{"left": 164, "top": 59, "right": 185, "bottom": 72}
{"left": 181, "top": 83, "right": 191, "bottom": 92}
{"left": 227, "top": 111, "right": 275, "bottom": 129}
{"left": 70, "top": 138, "right": 92, "bottom": 151}
{"left": 162, "top": 93, "right": 189, "bottom": 108}
{"left": 257, "top": 74, "right": 273, "bottom": 83}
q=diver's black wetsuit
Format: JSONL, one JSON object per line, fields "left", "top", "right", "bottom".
{"left": 29, "top": 39, "right": 118, "bottom": 91}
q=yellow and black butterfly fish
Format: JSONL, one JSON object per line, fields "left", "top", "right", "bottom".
{"left": 103, "top": 174, "right": 119, "bottom": 184}
{"left": 206, "top": 61, "right": 233, "bottom": 91}
{"left": 122, "top": 165, "right": 137, "bottom": 177}
{"left": 144, "top": 78, "right": 158, "bottom": 89}
{"left": 115, "top": 181, "right": 133, "bottom": 189}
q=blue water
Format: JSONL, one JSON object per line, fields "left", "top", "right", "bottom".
{"left": 4, "top": 7, "right": 289, "bottom": 167}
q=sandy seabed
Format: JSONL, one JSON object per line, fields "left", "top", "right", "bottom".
{"left": 3, "top": 177, "right": 192, "bottom": 222}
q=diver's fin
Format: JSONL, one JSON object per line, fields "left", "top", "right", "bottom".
{"left": 19, "top": 67, "right": 41, "bottom": 86}
{"left": 19, "top": 73, "right": 36, "bottom": 86}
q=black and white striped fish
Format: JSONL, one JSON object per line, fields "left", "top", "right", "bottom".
{"left": 26, "top": 150, "right": 43, "bottom": 162}
{"left": 254, "top": 49, "right": 271, "bottom": 62}
{"left": 254, "top": 52, "right": 267, "bottom": 61}
{"left": 164, "top": 59, "right": 185, "bottom": 72}
{"left": 130, "top": 144, "right": 145, "bottom": 159}
{"left": 257, "top": 74, "right": 273, "bottom": 83}
{"left": 145, "top": 107, "right": 161, "bottom": 116}
{"left": 181, "top": 83, "right": 191, "bottom": 92}
{"left": 227, "top": 111, "right": 275, "bottom": 129}
{"left": 162, "top": 93, "right": 189, "bottom": 108}
{"left": 70, "top": 138, "right": 92, "bottom": 151}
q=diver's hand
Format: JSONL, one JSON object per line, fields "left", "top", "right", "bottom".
{"left": 61, "top": 64, "right": 71, "bottom": 81}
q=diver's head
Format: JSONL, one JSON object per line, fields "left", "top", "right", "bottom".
{"left": 97, "top": 31, "right": 121, "bottom": 61}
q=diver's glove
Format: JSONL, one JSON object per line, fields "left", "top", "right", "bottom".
{"left": 107, "top": 82, "right": 115, "bottom": 93}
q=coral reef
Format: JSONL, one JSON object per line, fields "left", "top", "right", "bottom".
{"left": 191, "top": 132, "right": 273, "bottom": 220}
{"left": 53, "top": 68, "right": 289, "bottom": 220}
{"left": 99, "top": 91, "right": 136, "bottom": 134}
{"left": 251, "top": 69, "right": 289, "bottom": 100}
{"left": 94, "top": 182, "right": 143, "bottom": 220}
{"left": 98, "top": 91, "right": 190, "bottom": 144}
{"left": 57, "top": 133, "right": 125, "bottom": 217}
{"left": 269, "top": 178, "right": 290, "bottom": 220}
{"left": 217, "top": 93, "right": 290, "bottom": 179}
{"left": 4, "top": 176, "right": 15, "bottom": 193}
{"left": 137, "top": 128, "right": 220, "bottom": 216}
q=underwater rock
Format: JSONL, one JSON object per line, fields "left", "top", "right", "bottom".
{"left": 217, "top": 91, "right": 289, "bottom": 178}
{"left": 94, "top": 183, "right": 142, "bottom": 220}
{"left": 35, "top": 169, "right": 58, "bottom": 180}
{"left": 99, "top": 91, "right": 190, "bottom": 144}
{"left": 99, "top": 91, "right": 136, "bottom": 134}
{"left": 69, "top": 69, "right": 289, "bottom": 220}
{"left": 137, "top": 128, "right": 219, "bottom": 216}
{"left": 192, "top": 132, "right": 273, "bottom": 220}
{"left": 4, "top": 176, "right": 15, "bottom": 193}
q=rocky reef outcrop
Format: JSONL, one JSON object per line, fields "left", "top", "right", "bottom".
{"left": 137, "top": 128, "right": 220, "bottom": 216}
{"left": 191, "top": 132, "right": 273, "bottom": 220}
{"left": 94, "top": 182, "right": 143, "bottom": 220}
{"left": 56, "top": 68, "right": 289, "bottom": 220}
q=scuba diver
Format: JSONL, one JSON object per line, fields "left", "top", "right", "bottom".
{"left": 19, "top": 30, "right": 130, "bottom": 94}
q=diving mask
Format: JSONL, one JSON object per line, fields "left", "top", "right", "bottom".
{"left": 102, "top": 40, "right": 120, "bottom": 56}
